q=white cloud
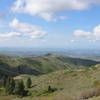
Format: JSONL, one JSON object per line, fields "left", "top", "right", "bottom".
{"left": 74, "top": 30, "right": 92, "bottom": 38}
{"left": 93, "top": 25, "right": 100, "bottom": 40}
{"left": 0, "top": 18, "right": 47, "bottom": 39}
{"left": 26, "top": 31, "right": 47, "bottom": 39}
{"left": 9, "top": 18, "right": 41, "bottom": 32}
{"left": 11, "top": 0, "right": 100, "bottom": 21}
{"left": 73, "top": 25, "right": 100, "bottom": 41}
{"left": 9, "top": 18, "right": 47, "bottom": 39}
{"left": 0, "top": 32, "right": 22, "bottom": 38}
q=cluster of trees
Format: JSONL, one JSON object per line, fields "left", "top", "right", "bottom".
{"left": 0, "top": 76, "right": 57, "bottom": 97}
{"left": 47, "top": 85, "right": 57, "bottom": 93}
{"left": 2, "top": 76, "right": 32, "bottom": 97}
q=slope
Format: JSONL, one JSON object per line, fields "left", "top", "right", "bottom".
{"left": 0, "top": 54, "right": 99, "bottom": 77}
{"left": 17, "top": 64, "right": 100, "bottom": 98}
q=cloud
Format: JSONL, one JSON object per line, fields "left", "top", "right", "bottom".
{"left": 0, "top": 32, "right": 22, "bottom": 38}
{"left": 11, "top": 0, "right": 100, "bottom": 21}
{"left": 74, "top": 30, "right": 92, "bottom": 38}
{"left": 93, "top": 25, "right": 100, "bottom": 40}
{"left": 0, "top": 18, "right": 47, "bottom": 39}
{"left": 9, "top": 18, "right": 47, "bottom": 39}
{"left": 26, "top": 31, "right": 47, "bottom": 39}
{"left": 9, "top": 18, "right": 41, "bottom": 32}
{"left": 73, "top": 25, "right": 100, "bottom": 41}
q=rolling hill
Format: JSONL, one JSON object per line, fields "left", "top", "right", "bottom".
{"left": 12, "top": 64, "right": 100, "bottom": 100}
{"left": 0, "top": 54, "right": 100, "bottom": 100}
{"left": 0, "top": 54, "right": 100, "bottom": 77}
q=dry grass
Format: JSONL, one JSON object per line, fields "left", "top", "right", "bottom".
{"left": 77, "top": 87, "right": 100, "bottom": 100}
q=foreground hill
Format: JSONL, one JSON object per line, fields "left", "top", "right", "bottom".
{"left": 0, "top": 54, "right": 99, "bottom": 77}
{"left": 14, "top": 64, "right": 100, "bottom": 100}
{"left": 0, "top": 62, "right": 100, "bottom": 100}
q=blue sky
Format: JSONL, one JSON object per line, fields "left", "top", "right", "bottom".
{"left": 0, "top": 0, "right": 100, "bottom": 49}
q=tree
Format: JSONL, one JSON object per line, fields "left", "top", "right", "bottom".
{"left": 14, "top": 80, "right": 26, "bottom": 96}
{"left": 26, "top": 78, "right": 32, "bottom": 88}
{"left": 5, "top": 77, "right": 15, "bottom": 95}
{"left": 48, "top": 86, "right": 53, "bottom": 92}
{"left": 47, "top": 85, "right": 57, "bottom": 93}
{"left": 9, "top": 78, "right": 15, "bottom": 94}
{"left": 2, "top": 76, "right": 7, "bottom": 88}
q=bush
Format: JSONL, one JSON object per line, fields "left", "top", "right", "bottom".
{"left": 26, "top": 78, "right": 32, "bottom": 88}
{"left": 47, "top": 86, "right": 57, "bottom": 93}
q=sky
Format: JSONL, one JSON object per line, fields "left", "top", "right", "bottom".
{"left": 0, "top": 0, "right": 100, "bottom": 49}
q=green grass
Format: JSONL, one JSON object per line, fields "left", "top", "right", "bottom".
{"left": 14, "top": 64, "right": 100, "bottom": 99}
{"left": 1, "top": 65, "right": 100, "bottom": 100}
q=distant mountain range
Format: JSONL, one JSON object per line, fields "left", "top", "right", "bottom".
{"left": 0, "top": 47, "right": 100, "bottom": 58}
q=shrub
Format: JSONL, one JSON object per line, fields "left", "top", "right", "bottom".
{"left": 47, "top": 86, "right": 57, "bottom": 93}
{"left": 26, "top": 78, "right": 32, "bottom": 88}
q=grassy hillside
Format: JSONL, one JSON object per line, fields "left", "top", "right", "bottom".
{"left": 13, "top": 64, "right": 100, "bottom": 100}
{"left": 0, "top": 63, "right": 100, "bottom": 100}
{"left": 0, "top": 54, "right": 99, "bottom": 77}
{"left": 0, "top": 54, "right": 100, "bottom": 100}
